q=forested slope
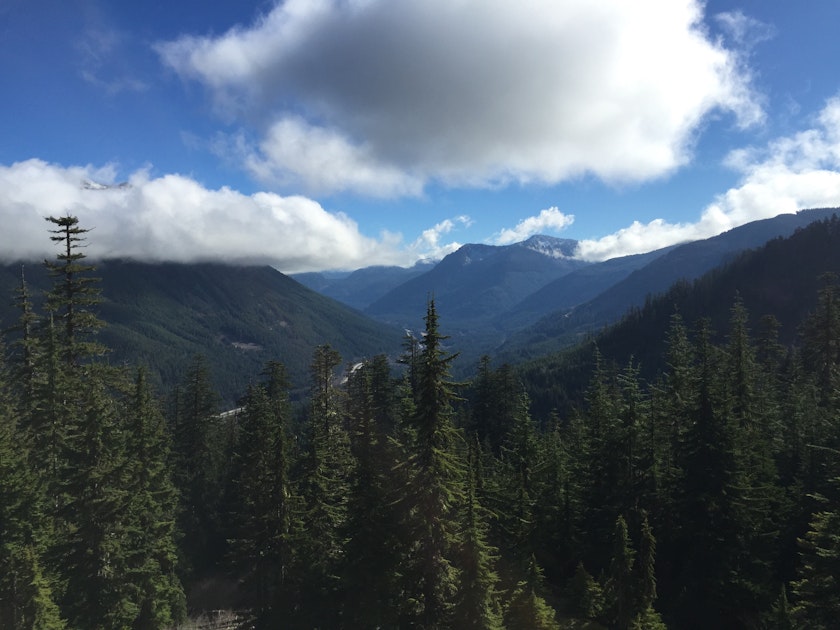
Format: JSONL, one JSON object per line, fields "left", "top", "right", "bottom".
{"left": 0, "top": 259, "right": 403, "bottom": 404}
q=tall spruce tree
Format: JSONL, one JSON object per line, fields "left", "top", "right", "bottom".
{"left": 401, "top": 299, "right": 465, "bottom": 628}
{"left": 228, "top": 362, "right": 301, "bottom": 626}
{"left": 171, "top": 355, "right": 225, "bottom": 580}
{"left": 42, "top": 215, "right": 106, "bottom": 367}
{"left": 453, "top": 437, "right": 504, "bottom": 630}
{"left": 299, "top": 344, "right": 352, "bottom": 627}
{"left": 57, "top": 379, "right": 135, "bottom": 629}
{"left": 0, "top": 342, "right": 64, "bottom": 629}
{"left": 124, "top": 369, "right": 186, "bottom": 629}
{"left": 341, "top": 356, "right": 404, "bottom": 628}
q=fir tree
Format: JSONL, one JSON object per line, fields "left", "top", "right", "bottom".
{"left": 42, "top": 215, "right": 106, "bottom": 367}
{"left": 605, "top": 515, "right": 636, "bottom": 630}
{"left": 791, "top": 500, "right": 840, "bottom": 628}
{"left": 401, "top": 299, "right": 465, "bottom": 628}
{"left": 341, "top": 356, "right": 403, "bottom": 628}
{"left": 298, "top": 345, "right": 352, "bottom": 627}
{"left": 228, "top": 362, "right": 301, "bottom": 626}
{"left": 170, "top": 355, "right": 225, "bottom": 579}
{"left": 453, "top": 438, "right": 504, "bottom": 630}
{"left": 123, "top": 369, "right": 186, "bottom": 629}
{"left": 503, "top": 555, "right": 559, "bottom": 630}
{"left": 0, "top": 343, "right": 64, "bottom": 629}
{"left": 57, "top": 380, "right": 136, "bottom": 629}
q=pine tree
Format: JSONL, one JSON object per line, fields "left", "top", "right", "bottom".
{"left": 801, "top": 273, "right": 840, "bottom": 405}
{"left": 791, "top": 500, "right": 840, "bottom": 628}
{"left": 401, "top": 299, "right": 464, "bottom": 627}
{"left": 10, "top": 265, "right": 41, "bottom": 414}
{"left": 605, "top": 515, "right": 636, "bottom": 630}
{"left": 631, "top": 515, "right": 666, "bottom": 629}
{"left": 298, "top": 345, "right": 352, "bottom": 627}
{"left": 567, "top": 563, "right": 603, "bottom": 621}
{"left": 503, "top": 555, "right": 560, "bottom": 630}
{"left": 170, "top": 355, "right": 224, "bottom": 579}
{"left": 670, "top": 319, "right": 741, "bottom": 627}
{"left": 42, "top": 215, "right": 106, "bottom": 367}
{"left": 123, "top": 369, "right": 186, "bottom": 629}
{"left": 341, "top": 356, "right": 403, "bottom": 628}
{"left": 453, "top": 438, "right": 504, "bottom": 630}
{"left": 57, "top": 380, "right": 136, "bottom": 629}
{"left": 0, "top": 342, "right": 64, "bottom": 629}
{"left": 228, "top": 362, "right": 301, "bottom": 626}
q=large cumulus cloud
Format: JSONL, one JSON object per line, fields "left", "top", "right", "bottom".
{"left": 156, "top": 0, "right": 760, "bottom": 196}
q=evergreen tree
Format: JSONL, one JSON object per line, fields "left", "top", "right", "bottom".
{"left": 341, "top": 356, "right": 403, "bottom": 628}
{"left": 791, "top": 499, "right": 840, "bottom": 628}
{"left": 401, "top": 300, "right": 465, "bottom": 627}
{"left": 567, "top": 563, "right": 603, "bottom": 621}
{"left": 503, "top": 555, "right": 559, "bottom": 630}
{"left": 228, "top": 362, "right": 301, "bottom": 626}
{"left": 669, "top": 320, "right": 741, "bottom": 627}
{"left": 170, "top": 355, "right": 225, "bottom": 579}
{"left": 453, "top": 438, "right": 504, "bottom": 630}
{"left": 298, "top": 345, "right": 352, "bottom": 627}
{"left": 124, "top": 369, "right": 186, "bottom": 629}
{"left": 801, "top": 273, "right": 840, "bottom": 405}
{"left": 57, "top": 380, "right": 136, "bottom": 629}
{"left": 42, "top": 215, "right": 106, "bottom": 367}
{"left": 10, "top": 265, "right": 41, "bottom": 414}
{"left": 0, "top": 343, "right": 64, "bottom": 629}
{"left": 631, "top": 515, "right": 666, "bottom": 630}
{"left": 605, "top": 515, "right": 636, "bottom": 630}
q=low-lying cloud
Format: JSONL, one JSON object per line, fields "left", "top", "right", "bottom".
{"left": 156, "top": 0, "right": 760, "bottom": 196}
{"left": 0, "top": 159, "right": 412, "bottom": 273}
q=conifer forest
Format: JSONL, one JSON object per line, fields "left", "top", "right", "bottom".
{"left": 4, "top": 216, "right": 840, "bottom": 629}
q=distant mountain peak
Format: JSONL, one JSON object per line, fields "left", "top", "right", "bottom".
{"left": 518, "top": 234, "right": 579, "bottom": 259}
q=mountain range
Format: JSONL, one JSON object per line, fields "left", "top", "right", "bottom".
{"left": 1, "top": 207, "right": 836, "bottom": 404}
{"left": 518, "top": 212, "right": 840, "bottom": 419}
{"left": 297, "top": 207, "right": 839, "bottom": 369}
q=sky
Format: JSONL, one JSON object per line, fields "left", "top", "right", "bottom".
{"left": 2, "top": 0, "right": 840, "bottom": 272}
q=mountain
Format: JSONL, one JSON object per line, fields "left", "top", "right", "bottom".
{"left": 292, "top": 260, "right": 435, "bottom": 310}
{"left": 501, "top": 245, "right": 678, "bottom": 330}
{"left": 365, "top": 235, "right": 586, "bottom": 335}
{"left": 501, "top": 207, "right": 840, "bottom": 361}
{"left": 0, "top": 260, "right": 404, "bottom": 404}
{"left": 518, "top": 212, "right": 840, "bottom": 418}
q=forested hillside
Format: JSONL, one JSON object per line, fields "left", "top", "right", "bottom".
{"left": 501, "top": 206, "right": 840, "bottom": 361}
{"left": 3, "top": 215, "right": 840, "bottom": 628}
{"left": 0, "top": 259, "right": 403, "bottom": 405}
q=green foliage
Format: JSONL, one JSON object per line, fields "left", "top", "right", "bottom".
{"left": 503, "top": 555, "right": 560, "bottom": 630}
{"left": 791, "top": 501, "right": 840, "bottom": 628}
{"left": 400, "top": 300, "right": 466, "bottom": 627}
{"left": 568, "top": 563, "right": 604, "bottom": 621}
{"left": 227, "top": 362, "right": 301, "bottom": 625}
{"left": 170, "top": 355, "right": 227, "bottom": 579}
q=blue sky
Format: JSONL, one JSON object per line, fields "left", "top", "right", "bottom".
{"left": 2, "top": 0, "right": 840, "bottom": 271}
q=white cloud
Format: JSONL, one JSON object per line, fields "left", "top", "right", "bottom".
{"left": 576, "top": 96, "right": 840, "bottom": 260}
{"left": 493, "top": 207, "right": 575, "bottom": 245}
{"left": 714, "top": 10, "right": 775, "bottom": 51}
{"left": 0, "top": 159, "right": 416, "bottom": 273}
{"left": 156, "top": 0, "right": 760, "bottom": 196}
{"left": 408, "top": 215, "right": 472, "bottom": 261}
{"left": 243, "top": 117, "right": 424, "bottom": 197}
